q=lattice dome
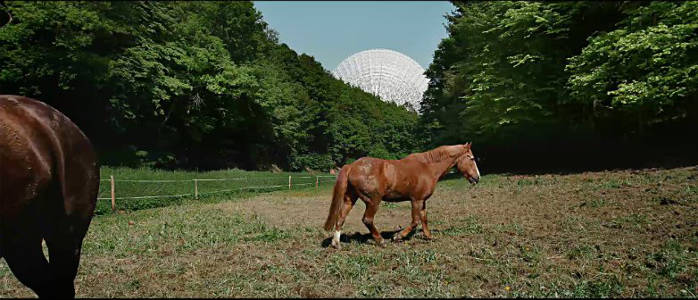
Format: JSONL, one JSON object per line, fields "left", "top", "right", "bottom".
{"left": 332, "top": 49, "right": 428, "bottom": 112}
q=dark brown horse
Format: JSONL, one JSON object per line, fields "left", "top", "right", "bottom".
{"left": 324, "top": 143, "right": 480, "bottom": 249}
{"left": 0, "top": 95, "right": 99, "bottom": 298}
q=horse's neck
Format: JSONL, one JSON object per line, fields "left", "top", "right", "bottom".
{"left": 425, "top": 155, "right": 460, "bottom": 181}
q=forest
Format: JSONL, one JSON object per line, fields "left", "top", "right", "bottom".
{"left": 421, "top": 1, "right": 698, "bottom": 172}
{"left": 1, "top": 1, "right": 696, "bottom": 172}
{"left": 0, "top": 1, "right": 421, "bottom": 171}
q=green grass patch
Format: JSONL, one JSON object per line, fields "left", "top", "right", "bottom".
{"left": 441, "top": 216, "right": 483, "bottom": 236}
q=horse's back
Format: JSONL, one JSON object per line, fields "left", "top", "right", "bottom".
{"left": 348, "top": 156, "right": 431, "bottom": 200}
{"left": 0, "top": 95, "right": 99, "bottom": 219}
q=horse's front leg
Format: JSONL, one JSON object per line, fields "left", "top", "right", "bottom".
{"left": 420, "top": 201, "right": 434, "bottom": 240}
{"left": 393, "top": 199, "right": 423, "bottom": 242}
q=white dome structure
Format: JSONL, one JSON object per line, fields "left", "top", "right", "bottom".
{"left": 332, "top": 49, "right": 428, "bottom": 112}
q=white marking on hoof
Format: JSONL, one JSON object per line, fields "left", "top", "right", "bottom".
{"left": 331, "top": 230, "right": 341, "bottom": 249}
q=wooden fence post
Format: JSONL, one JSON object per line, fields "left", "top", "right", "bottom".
{"left": 110, "top": 175, "right": 115, "bottom": 213}
{"left": 194, "top": 179, "right": 198, "bottom": 199}
{"left": 288, "top": 175, "right": 292, "bottom": 190}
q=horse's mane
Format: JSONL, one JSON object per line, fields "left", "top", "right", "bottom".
{"left": 404, "top": 145, "right": 466, "bottom": 164}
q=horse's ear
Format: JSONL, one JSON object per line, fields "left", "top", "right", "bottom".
{"left": 464, "top": 142, "right": 471, "bottom": 147}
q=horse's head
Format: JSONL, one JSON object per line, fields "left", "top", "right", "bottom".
{"left": 456, "top": 142, "right": 480, "bottom": 184}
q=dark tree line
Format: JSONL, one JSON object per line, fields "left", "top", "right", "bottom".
{"left": 0, "top": 1, "right": 422, "bottom": 171}
{"left": 2, "top": 1, "right": 696, "bottom": 173}
{"left": 422, "top": 1, "right": 698, "bottom": 172}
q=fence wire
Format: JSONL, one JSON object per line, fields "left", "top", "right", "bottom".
{"left": 97, "top": 174, "right": 337, "bottom": 201}
{"left": 94, "top": 173, "right": 337, "bottom": 214}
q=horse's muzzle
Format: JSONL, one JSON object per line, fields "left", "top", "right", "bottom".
{"left": 468, "top": 176, "right": 479, "bottom": 184}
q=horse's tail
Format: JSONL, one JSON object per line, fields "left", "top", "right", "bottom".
{"left": 323, "top": 164, "right": 352, "bottom": 232}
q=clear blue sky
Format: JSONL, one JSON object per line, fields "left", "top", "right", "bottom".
{"left": 253, "top": 1, "right": 456, "bottom": 71}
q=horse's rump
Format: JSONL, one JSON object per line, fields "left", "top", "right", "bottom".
{"left": 0, "top": 95, "right": 100, "bottom": 298}
{"left": 0, "top": 95, "right": 99, "bottom": 219}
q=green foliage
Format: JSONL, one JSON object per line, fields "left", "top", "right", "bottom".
{"left": 7, "top": 1, "right": 692, "bottom": 172}
{"left": 566, "top": 1, "right": 698, "bottom": 133}
{"left": 423, "top": 1, "right": 698, "bottom": 169}
{"left": 0, "top": 1, "right": 423, "bottom": 171}
{"left": 424, "top": 2, "right": 619, "bottom": 143}
{"left": 290, "top": 153, "right": 335, "bottom": 172}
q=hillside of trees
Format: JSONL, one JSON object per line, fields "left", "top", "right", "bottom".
{"left": 0, "top": 1, "right": 422, "bottom": 171}
{"left": 422, "top": 1, "right": 698, "bottom": 172}
{"left": 1, "top": 1, "right": 696, "bottom": 173}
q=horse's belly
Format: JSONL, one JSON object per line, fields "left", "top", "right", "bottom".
{"left": 383, "top": 190, "right": 411, "bottom": 202}
{"left": 383, "top": 196, "right": 410, "bottom": 202}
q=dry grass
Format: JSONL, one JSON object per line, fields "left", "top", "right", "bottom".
{"left": 1, "top": 166, "right": 697, "bottom": 297}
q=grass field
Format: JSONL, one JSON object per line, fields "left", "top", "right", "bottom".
{"left": 1, "top": 166, "right": 697, "bottom": 297}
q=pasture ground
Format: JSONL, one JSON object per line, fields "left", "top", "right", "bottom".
{"left": 1, "top": 166, "right": 697, "bottom": 297}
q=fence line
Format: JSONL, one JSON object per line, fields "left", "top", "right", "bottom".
{"left": 98, "top": 173, "right": 337, "bottom": 211}
{"left": 99, "top": 177, "right": 311, "bottom": 183}
{"left": 104, "top": 179, "right": 192, "bottom": 183}
{"left": 97, "top": 193, "right": 192, "bottom": 201}
{"left": 198, "top": 184, "right": 289, "bottom": 196}
{"left": 195, "top": 178, "right": 246, "bottom": 182}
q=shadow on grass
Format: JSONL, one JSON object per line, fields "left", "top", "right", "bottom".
{"left": 321, "top": 228, "right": 430, "bottom": 248}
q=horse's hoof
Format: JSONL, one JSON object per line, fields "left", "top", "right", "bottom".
{"left": 331, "top": 239, "right": 342, "bottom": 250}
{"left": 392, "top": 235, "right": 404, "bottom": 242}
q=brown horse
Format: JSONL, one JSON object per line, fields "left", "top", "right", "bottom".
{"left": 0, "top": 95, "right": 100, "bottom": 298}
{"left": 324, "top": 143, "right": 480, "bottom": 249}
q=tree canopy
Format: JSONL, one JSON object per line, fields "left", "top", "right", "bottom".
{"left": 2, "top": 1, "right": 695, "bottom": 172}
{"left": 421, "top": 1, "right": 698, "bottom": 171}
{"left": 0, "top": 1, "right": 422, "bottom": 171}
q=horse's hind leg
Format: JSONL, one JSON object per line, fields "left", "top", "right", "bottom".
{"left": 43, "top": 150, "right": 98, "bottom": 299}
{"left": 42, "top": 189, "right": 95, "bottom": 300}
{"left": 332, "top": 190, "right": 357, "bottom": 249}
{"left": 360, "top": 196, "right": 385, "bottom": 246}
{"left": 44, "top": 223, "right": 88, "bottom": 299}
{"left": 1, "top": 228, "right": 52, "bottom": 298}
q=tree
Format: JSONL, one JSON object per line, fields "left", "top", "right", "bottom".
{"left": 422, "top": 1, "right": 697, "bottom": 171}
{"left": 567, "top": 1, "right": 698, "bottom": 136}
{"left": 0, "top": 1, "right": 424, "bottom": 171}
